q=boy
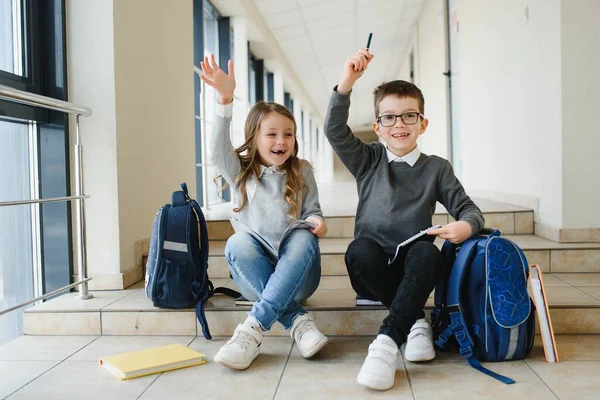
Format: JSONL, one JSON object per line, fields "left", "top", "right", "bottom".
{"left": 324, "top": 49, "right": 484, "bottom": 391}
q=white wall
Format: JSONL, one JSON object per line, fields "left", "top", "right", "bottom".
{"left": 67, "top": 0, "right": 121, "bottom": 287}
{"left": 414, "top": 0, "right": 450, "bottom": 160}
{"left": 457, "top": 0, "right": 563, "bottom": 226}
{"left": 67, "top": 0, "right": 196, "bottom": 289}
{"left": 561, "top": 0, "right": 600, "bottom": 228}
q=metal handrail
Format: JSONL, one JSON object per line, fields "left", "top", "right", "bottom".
{"left": 0, "top": 84, "right": 94, "bottom": 315}
{"left": 0, "top": 278, "right": 92, "bottom": 316}
{"left": 0, "top": 84, "right": 92, "bottom": 116}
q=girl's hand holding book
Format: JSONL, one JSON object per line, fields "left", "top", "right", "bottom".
{"left": 199, "top": 53, "right": 236, "bottom": 105}
{"left": 306, "top": 216, "right": 327, "bottom": 238}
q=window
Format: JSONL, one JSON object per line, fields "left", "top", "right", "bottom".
{"left": 248, "top": 51, "right": 264, "bottom": 104}
{"left": 0, "top": 0, "right": 70, "bottom": 346}
{"left": 194, "top": 0, "right": 232, "bottom": 206}
{"left": 284, "top": 91, "right": 292, "bottom": 111}
{"left": 266, "top": 72, "right": 274, "bottom": 102}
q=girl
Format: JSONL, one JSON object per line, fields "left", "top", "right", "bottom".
{"left": 200, "top": 54, "right": 329, "bottom": 370}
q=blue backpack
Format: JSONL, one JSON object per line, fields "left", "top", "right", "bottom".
{"left": 431, "top": 229, "right": 536, "bottom": 384}
{"left": 145, "top": 183, "right": 240, "bottom": 339}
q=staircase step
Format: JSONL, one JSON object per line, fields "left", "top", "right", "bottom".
{"left": 23, "top": 274, "right": 600, "bottom": 336}
{"left": 204, "top": 198, "right": 535, "bottom": 240}
{"left": 206, "top": 235, "right": 600, "bottom": 278}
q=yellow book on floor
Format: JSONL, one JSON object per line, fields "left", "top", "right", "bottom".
{"left": 99, "top": 344, "right": 206, "bottom": 380}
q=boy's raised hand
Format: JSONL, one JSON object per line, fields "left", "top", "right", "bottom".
{"left": 337, "top": 49, "right": 374, "bottom": 94}
{"left": 427, "top": 221, "right": 473, "bottom": 244}
{"left": 199, "top": 54, "right": 235, "bottom": 105}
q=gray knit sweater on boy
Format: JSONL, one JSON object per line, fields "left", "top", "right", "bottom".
{"left": 324, "top": 89, "right": 484, "bottom": 255}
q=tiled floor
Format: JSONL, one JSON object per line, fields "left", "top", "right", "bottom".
{"left": 1, "top": 333, "right": 599, "bottom": 399}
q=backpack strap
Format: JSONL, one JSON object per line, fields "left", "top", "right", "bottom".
{"left": 436, "top": 232, "right": 516, "bottom": 385}
{"left": 431, "top": 240, "right": 457, "bottom": 336}
{"left": 188, "top": 200, "right": 241, "bottom": 339}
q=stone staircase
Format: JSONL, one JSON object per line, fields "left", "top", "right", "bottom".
{"left": 23, "top": 200, "right": 600, "bottom": 337}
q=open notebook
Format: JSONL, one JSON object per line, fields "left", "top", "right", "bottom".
{"left": 99, "top": 344, "right": 206, "bottom": 380}
{"left": 529, "top": 265, "right": 559, "bottom": 362}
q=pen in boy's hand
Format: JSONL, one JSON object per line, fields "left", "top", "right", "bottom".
{"left": 366, "top": 33, "right": 373, "bottom": 50}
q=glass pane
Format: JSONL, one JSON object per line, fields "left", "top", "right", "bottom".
{"left": 0, "top": 119, "right": 34, "bottom": 346}
{"left": 0, "top": 0, "right": 23, "bottom": 75}
{"left": 202, "top": 2, "right": 224, "bottom": 206}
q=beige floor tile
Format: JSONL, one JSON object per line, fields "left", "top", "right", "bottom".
{"left": 102, "top": 289, "right": 164, "bottom": 311}
{"left": 23, "top": 312, "right": 101, "bottom": 335}
{"left": 275, "top": 362, "right": 413, "bottom": 400}
{"left": 407, "top": 360, "right": 555, "bottom": 399}
{"left": 549, "top": 309, "right": 600, "bottom": 334}
{"left": 26, "top": 290, "right": 136, "bottom": 312}
{"left": 554, "top": 273, "right": 600, "bottom": 287}
{"left": 515, "top": 212, "right": 534, "bottom": 234}
{"left": 67, "top": 336, "right": 195, "bottom": 361}
{"left": 288, "top": 336, "right": 400, "bottom": 364}
{"left": 580, "top": 287, "right": 600, "bottom": 300}
{"left": 321, "top": 254, "right": 348, "bottom": 275}
{"left": 545, "top": 287, "right": 600, "bottom": 306}
{"left": 0, "top": 360, "right": 58, "bottom": 399}
{"left": 484, "top": 213, "right": 515, "bottom": 234}
{"left": 203, "top": 310, "right": 288, "bottom": 336}
{"left": 317, "top": 276, "right": 353, "bottom": 290}
{"left": 312, "top": 310, "right": 389, "bottom": 336}
{"left": 538, "top": 274, "right": 572, "bottom": 286}
{"left": 524, "top": 250, "right": 550, "bottom": 273}
{"left": 0, "top": 335, "right": 97, "bottom": 361}
{"left": 551, "top": 250, "right": 600, "bottom": 273}
{"left": 7, "top": 361, "right": 155, "bottom": 400}
{"left": 102, "top": 311, "right": 197, "bottom": 335}
{"left": 208, "top": 256, "right": 229, "bottom": 278}
{"left": 189, "top": 336, "right": 292, "bottom": 364}
{"left": 139, "top": 338, "right": 291, "bottom": 400}
{"left": 326, "top": 217, "right": 355, "bottom": 238}
{"left": 528, "top": 335, "right": 600, "bottom": 362}
{"left": 304, "top": 289, "right": 357, "bottom": 309}
{"left": 526, "top": 360, "right": 600, "bottom": 400}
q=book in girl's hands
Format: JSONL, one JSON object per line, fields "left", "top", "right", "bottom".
{"left": 388, "top": 225, "right": 442, "bottom": 265}
{"left": 529, "top": 265, "right": 559, "bottom": 363}
{"left": 355, "top": 294, "right": 384, "bottom": 306}
{"left": 279, "top": 219, "right": 316, "bottom": 245}
{"left": 99, "top": 344, "right": 205, "bottom": 380}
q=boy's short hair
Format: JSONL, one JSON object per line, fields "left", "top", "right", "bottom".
{"left": 373, "top": 80, "right": 425, "bottom": 118}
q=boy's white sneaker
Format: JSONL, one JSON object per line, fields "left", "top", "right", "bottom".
{"left": 290, "top": 314, "right": 329, "bottom": 358}
{"left": 214, "top": 318, "right": 263, "bottom": 370}
{"left": 357, "top": 334, "right": 398, "bottom": 391}
{"left": 404, "top": 318, "right": 436, "bottom": 362}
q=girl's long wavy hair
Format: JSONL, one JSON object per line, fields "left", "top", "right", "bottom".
{"left": 215, "top": 101, "right": 308, "bottom": 221}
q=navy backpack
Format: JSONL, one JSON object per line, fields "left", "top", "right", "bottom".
{"left": 145, "top": 183, "right": 240, "bottom": 339}
{"left": 431, "top": 229, "right": 536, "bottom": 384}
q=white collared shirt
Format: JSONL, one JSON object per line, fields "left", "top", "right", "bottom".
{"left": 386, "top": 146, "right": 421, "bottom": 167}
{"left": 258, "top": 164, "right": 286, "bottom": 178}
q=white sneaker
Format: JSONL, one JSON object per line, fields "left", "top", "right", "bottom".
{"left": 357, "top": 334, "right": 399, "bottom": 391}
{"left": 290, "top": 314, "right": 329, "bottom": 358}
{"left": 404, "top": 318, "right": 436, "bottom": 362}
{"left": 214, "top": 318, "right": 263, "bottom": 370}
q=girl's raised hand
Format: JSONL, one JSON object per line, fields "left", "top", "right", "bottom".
{"left": 199, "top": 54, "right": 235, "bottom": 105}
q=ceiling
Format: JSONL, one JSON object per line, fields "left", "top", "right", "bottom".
{"left": 211, "top": 0, "right": 427, "bottom": 129}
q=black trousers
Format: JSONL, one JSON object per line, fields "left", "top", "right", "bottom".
{"left": 345, "top": 237, "right": 442, "bottom": 347}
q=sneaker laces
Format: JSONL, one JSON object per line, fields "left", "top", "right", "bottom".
{"left": 230, "top": 326, "right": 258, "bottom": 350}
{"left": 294, "top": 318, "right": 315, "bottom": 341}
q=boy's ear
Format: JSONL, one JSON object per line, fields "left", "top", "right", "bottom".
{"left": 372, "top": 121, "right": 382, "bottom": 137}
{"left": 419, "top": 117, "right": 429, "bottom": 134}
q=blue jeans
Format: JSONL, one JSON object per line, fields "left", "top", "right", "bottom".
{"left": 225, "top": 229, "right": 321, "bottom": 330}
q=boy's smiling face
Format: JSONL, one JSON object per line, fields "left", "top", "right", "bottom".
{"left": 372, "top": 95, "right": 428, "bottom": 158}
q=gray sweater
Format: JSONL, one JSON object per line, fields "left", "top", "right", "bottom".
{"left": 209, "top": 105, "right": 323, "bottom": 255}
{"left": 324, "top": 89, "right": 484, "bottom": 254}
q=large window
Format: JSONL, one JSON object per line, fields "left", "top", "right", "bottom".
{"left": 194, "top": 0, "right": 232, "bottom": 206}
{"left": 0, "top": 0, "right": 70, "bottom": 346}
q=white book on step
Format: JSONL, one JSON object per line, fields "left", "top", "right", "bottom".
{"left": 529, "top": 265, "right": 559, "bottom": 363}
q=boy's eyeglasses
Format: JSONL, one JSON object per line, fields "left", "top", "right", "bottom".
{"left": 377, "top": 112, "right": 423, "bottom": 127}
